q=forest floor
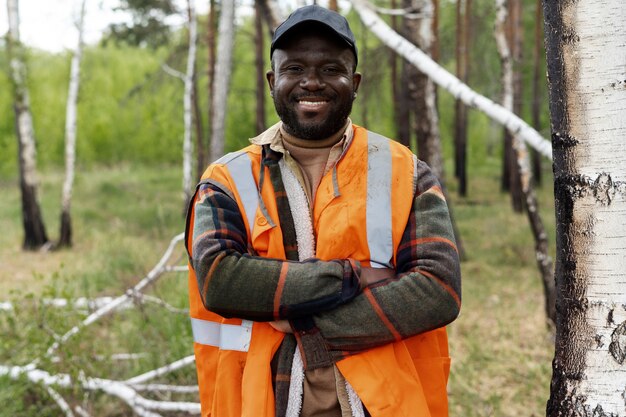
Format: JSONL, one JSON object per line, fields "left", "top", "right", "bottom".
{"left": 0, "top": 159, "right": 555, "bottom": 416}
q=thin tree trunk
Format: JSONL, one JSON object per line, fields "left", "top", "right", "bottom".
{"left": 508, "top": 0, "right": 524, "bottom": 212}
{"left": 193, "top": 72, "right": 205, "bottom": 181}
{"left": 454, "top": 0, "right": 469, "bottom": 196}
{"left": 182, "top": 0, "right": 198, "bottom": 205}
{"left": 414, "top": 0, "right": 442, "bottom": 179}
{"left": 497, "top": 0, "right": 555, "bottom": 323}
{"left": 495, "top": 0, "right": 514, "bottom": 195}
{"left": 328, "top": 0, "right": 338, "bottom": 11}
{"left": 6, "top": 0, "right": 49, "bottom": 250}
{"left": 59, "top": 0, "right": 87, "bottom": 248}
{"left": 257, "top": 0, "right": 283, "bottom": 32}
{"left": 254, "top": 0, "right": 266, "bottom": 135}
{"left": 389, "top": 0, "right": 402, "bottom": 143}
{"left": 359, "top": 19, "right": 368, "bottom": 127}
{"left": 209, "top": 0, "right": 236, "bottom": 162}
{"left": 531, "top": 0, "right": 543, "bottom": 186}
{"left": 544, "top": 0, "right": 626, "bottom": 413}
{"left": 398, "top": 0, "right": 414, "bottom": 148}
{"left": 206, "top": 0, "right": 216, "bottom": 167}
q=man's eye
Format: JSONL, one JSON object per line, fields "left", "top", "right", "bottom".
{"left": 285, "top": 66, "right": 303, "bottom": 72}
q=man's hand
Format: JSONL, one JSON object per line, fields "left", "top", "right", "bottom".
{"left": 269, "top": 320, "right": 293, "bottom": 333}
{"left": 360, "top": 267, "right": 395, "bottom": 288}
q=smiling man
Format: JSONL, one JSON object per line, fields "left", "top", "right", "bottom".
{"left": 185, "top": 5, "right": 461, "bottom": 417}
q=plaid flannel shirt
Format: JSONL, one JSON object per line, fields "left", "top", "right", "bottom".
{"left": 190, "top": 135, "right": 461, "bottom": 414}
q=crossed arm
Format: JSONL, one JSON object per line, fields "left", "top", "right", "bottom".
{"left": 190, "top": 166, "right": 461, "bottom": 360}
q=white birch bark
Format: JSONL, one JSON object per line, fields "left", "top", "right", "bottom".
{"left": 414, "top": 0, "right": 443, "bottom": 179}
{"left": 208, "top": 0, "right": 236, "bottom": 162}
{"left": 496, "top": 0, "right": 555, "bottom": 324}
{"left": 7, "top": 0, "right": 48, "bottom": 249}
{"left": 7, "top": 0, "right": 37, "bottom": 189}
{"left": 349, "top": 0, "right": 553, "bottom": 160}
{"left": 59, "top": 0, "right": 87, "bottom": 247}
{"left": 182, "top": 0, "right": 197, "bottom": 203}
{"left": 545, "top": 0, "right": 626, "bottom": 415}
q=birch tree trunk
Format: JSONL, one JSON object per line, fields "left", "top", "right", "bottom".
{"left": 208, "top": 0, "right": 236, "bottom": 162}
{"left": 453, "top": 0, "right": 469, "bottom": 195}
{"left": 413, "top": 0, "right": 443, "bottom": 179}
{"left": 397, "top": 0, "right": 414, "bottom": 148}
{"left": 6, "top": 0, "right": 49, "bottom": 250}
{"left": 59, "top": 0, "right": 87, "bottom": 248}
{"left": 182, "top": 0, "right": 197, "bottom": 204}
{"left": 545, "top": 0, "right": 626, "bottom": 414}
{"left": 389, "top": 0, "right": 402, "bottom": 143}
{"left": 349, "top": 0, "right": 552, "bottom": 159}
{"left": 496, "top": 0, "right": 555, "bottom": 325}
{"left": 205, "top": 0, "right": 216, "bottom": 171}
{"left": 530, "top": 0, "right": 543, "bottom": 185}
{"left": 254, "top": 0, "right": 266, "bottom": 134}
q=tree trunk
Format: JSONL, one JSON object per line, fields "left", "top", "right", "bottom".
{"left": 254, "top": 0, "right": 266, "bottom": 135}
{"left": 209, "top": 0, "right": 235, "bottom": 162}
{"left": 257, "top": 0, "right": 283, "bottom": 32}
{"left": 206, "top": 0, "right": 216, "bottom": 168}
{"left": 59, "top": 0, "right": 87, "bottom": 248}
{"left": 454, "top": 0, "right": 469, "bottom": 196}
{"left": 6, "top": 0, "right": 49, "bottom": 250}
{"left": 397, "top": 0, "right": 414, "bottom": 148}
{"left": 328, "top": 0, "right": 338, "bottom": 11}
{"left": 390, "top": 0, "right": 401, "bottom": 143}
{"left": 531, "top": 0, "right": 543, "bottom": 186}
{"left": 413, "top": 0, "right": 443, "bottom": 179}
{"left": 182, "top": 0, "right": 198, "bottom": 205}
{"left": 545, "top": 0, "right": 626, "bottom": 414}
{"left": 359, "top": 19, "right": 368, "bottom": 127}
{"left": 508, "top": 0, "right": 524, "bottom": 212}
{"left": 495, "top": 0, "right": 521, "bottom": 212}
{"left": 193, "top": 71, "right": 205, "bottom": 181}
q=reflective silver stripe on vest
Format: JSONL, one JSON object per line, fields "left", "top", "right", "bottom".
{"left": 219, "top": 151, "right": 259, "bottom": 237}
{"left": 190, "top": 317, "right": 252, "bottom": 352}
{"left": 366, "top": 132, "right": 394, "bottom": 269}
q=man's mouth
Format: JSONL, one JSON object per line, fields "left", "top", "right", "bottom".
{"left": 296, "top": 98, "right": 329, "bottom": 112}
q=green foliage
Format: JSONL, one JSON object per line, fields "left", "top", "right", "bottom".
{"left": 102, "top": 0, "right": 178, "bottom": 49}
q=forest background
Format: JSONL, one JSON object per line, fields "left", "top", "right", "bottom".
{"left": 0, "top": 0, "right": 556, "bottom": 415}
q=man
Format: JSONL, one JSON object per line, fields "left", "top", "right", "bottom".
{"left": 185, "top": 5, "right": 461, "bottom": 417}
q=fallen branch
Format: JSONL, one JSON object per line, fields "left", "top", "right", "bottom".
{"left": 39, "top": 233, "right": 185, "bottom": 362}
{"left": 125, "top": 355, "right": 196, "bottom": 385}
{"left": 349, "top": 0, "right": 552, "bottom": 159}
{"left": 0, "top": 364, "right": 200, "bottom": 415}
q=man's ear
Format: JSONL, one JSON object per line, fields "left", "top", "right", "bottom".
{"left": 352, "top": 72, "right": 362, "bottom": 95}
{"left": 266, "top": 70, "right": 275, "bottom": 96}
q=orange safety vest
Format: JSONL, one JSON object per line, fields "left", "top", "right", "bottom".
{"left": 186, "top": 125, "right": 451, "bottom": 417}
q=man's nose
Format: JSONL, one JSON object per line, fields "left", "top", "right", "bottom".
{"left": 299, "top": 68, "right": 325, "bottom": 90}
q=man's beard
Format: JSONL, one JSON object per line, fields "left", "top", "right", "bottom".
{"left": 274, "top": 94, "right": 353, "bottom": 140}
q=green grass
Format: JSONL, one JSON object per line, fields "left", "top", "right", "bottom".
{"left": 0, "top": 159, "right": 556, "bottom": 416}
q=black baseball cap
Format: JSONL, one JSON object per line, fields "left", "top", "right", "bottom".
{"left": 270, "top": 5, "right": 358, "bottom": 67}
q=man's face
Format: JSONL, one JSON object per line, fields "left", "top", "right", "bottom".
{"left": 267, "top": 28, "right": 361, "bottom": 140}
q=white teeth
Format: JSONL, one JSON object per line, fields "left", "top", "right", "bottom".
{"left": 299, "top": 100, "right": 326, "bottom": 105}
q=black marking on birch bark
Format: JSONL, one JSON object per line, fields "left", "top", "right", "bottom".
{"left": 552, "top": 132, "right": 580, "bottom": 149}
{"left": 593, "top": 173, "right": 613, "bottom": 206}
{"left": 609, "top": 321, "right": 626, "bottom": 364}
{"left": 607, "top": 308, "right": 614, "bottom": 326}
{"left": 594, "top": 334, "right": 604, "bottom": 348}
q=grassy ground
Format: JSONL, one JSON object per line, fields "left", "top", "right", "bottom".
{"left": 0, "top": 160, "right": 555, "bottom": 416}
